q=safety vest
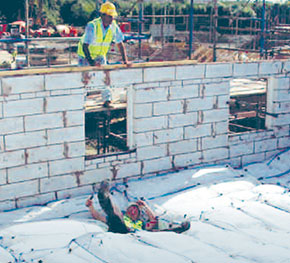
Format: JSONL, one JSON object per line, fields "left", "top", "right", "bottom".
{"left": 123, "top": 215, "right": 143, "bottom": 232}
{"left": 77, "top": 18, "right": 116, "bottom": 59}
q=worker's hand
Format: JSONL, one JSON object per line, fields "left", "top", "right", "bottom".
{"left": 136, "top": 199, "right": 146, "bottom": 207}
{"left": 86, "top": 198, "right": 93, "bottom": 208}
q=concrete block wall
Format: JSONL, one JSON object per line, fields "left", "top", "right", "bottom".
{"left": 0, "top": 59, "right": 290, "bottom": 211}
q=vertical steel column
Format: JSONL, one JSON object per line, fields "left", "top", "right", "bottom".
{"left": 188, "top": 0, "right": 194, "bottom": 59}
{"left": 25, "top": 0, "right": 30, "bottom": 67}
{"left": 212, "top": 0, "right": 218, "bottom": 62}
{"left": 138, "top": 2, "right": 143, "bottom": 59}
{"left": 260, "top": 0, "right": 266, "bottom": 58}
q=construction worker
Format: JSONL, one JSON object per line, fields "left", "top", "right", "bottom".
{"left": 77, "top": 1, "right": 129, "bottom": 67}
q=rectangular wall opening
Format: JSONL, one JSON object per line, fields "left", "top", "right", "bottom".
{"left": 229, "top": 78, "right": 267, "bottom": 134}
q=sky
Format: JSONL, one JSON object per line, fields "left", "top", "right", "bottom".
{"left": 0, "top": 148, "right": 290, "bottom": 262}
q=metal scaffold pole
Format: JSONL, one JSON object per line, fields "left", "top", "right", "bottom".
{"left": 25, "top": 0, "right": 30, "bottom": 67}
{"left": 188, "top": 0, "right": 194, "bottom": 59}
{"left": 260, "top": 0, "right": 266, "bottom": 58}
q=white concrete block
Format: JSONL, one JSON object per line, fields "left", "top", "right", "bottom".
{"left": 116, "top": 162, "right": 141, "bottom": 178}
{"left": 203, "top": 147, "right": 229, "bottom": 162}
{"left": 204, "top": 82, "right": 230, "bottom": 96}
{"left": 47, "top": 126, "right": 85, "bottom": 144}
{"left": 16, "top": 192, "right": 55, "bottom": 209}
{"left": 83, "top": 71, "right": 104, "bottom": 86}
{"left": 169, "top": 139, "right": 197, "bottom": 155}
{"left": 176, "top": 64, "right": 205, "bottom": 80}
{"left": 50, "top": 89, "right": 71, "bottom": 96}
{"left": 26, "top": 144, "right": 64, "bottom": 163}
{"left": 142, "top": 156, "right": 172, "bottom": 174}
{"left": 0, "top": 150, "right": 25, "bottom": 169}
{"left": 0, "top": 136, "right": 3, "bottom": 152}
{"left": 133, "top": 82, "right": 159, "bottom": 90}
{"left": 0, "top": 102, "right": 2, "bottom": 118}
{"left": 2, "top": 75, "right": 44, "bottom": 95}
{"left": 0, "top": 200, "right": 15, "bottom": 211}
{"left": 217, "top": 95, "right": 230, "bottom": 109}
{"left": 81, "top": 167, "right": 111, "bottom": 185}
{"left": 255, "top": 138, "right": 277, "bottom": 153}
{"left": 153, "top": 100, "right": 184, "bottom": 116}
{"left": 46, "top": 94, "right": 84, "bottom": 112}
{"left": 187, "top": 97, "right": 214, "bottom": 112}
{"left": 202, "top": 135, "right": 228, "bottom": 150}
{"left": 0, "top": 180, "right": 38, "bottom": 201}
{"left": 215, "top": 121, "right": 228, "bottom": 135}
{"left": 57, "top": 185, "right": 92, "bottom": 200}
{"left": 110, "top": 69, "right": 143, "bottom": 85}
{"left": 233, "top": 63, "right": 259, "bottom": 77}
{"left": 3, "top": 98, "right": 43, "bottom": 117}
{"left": 0, "top": 169, "right": 6, "bottom": 185}
{"left": 203, "top": 109, "right": 229, "bottom": 123}
{"left": 272, "top": 90, "right": 290, "bottom": 102}
{"left": 278, "top": 136, "right": 290, "bottom": 149}
{"left": 206, "top": 63, "right": 232, "bottom": 78}
{"left": 272, "top": 113, "right": 290, "bottom": 126}
{"left": 67, "top": 141, "right": 85, "bottom": 158}
{"left": 25, "top": 113, "right": 64, "bottom": 131}
{"left": 173, "top": 151, "right": 202, "bottom": 168}
{"left": 134, "top": 131, "right": 153, "bottom": 147}
{"left": 5, "top": 130, "right": 47, "bottom": 151}
{"left": 65, "top": 110, "right": 84, "bottom": 127}
{"left": 184, "top": 123, "right": 211, "bottom": 139}
{"left": 144, "top": 67, "right": 175, "bottom": 82}
{"left": 241, "top": 152, "right": 265, "bottom": 166}
{"left": 135, "top": 87, "right": 168, "bottom": 103}
{"left": 154, "top": 127, "right": 183, "bottom": 144}
{"left": 259, "top": 61, "right": 282, "bottom": 75}
{"left": 137, "top": 144, "right": 167, "bottom": 160}
{"left": 134, "top": 103, "right": 153, "bottom": 118}
{"left": 271, "top": 102, "right": 290, "bottom": 114}
{"left": 36, "top": 91, "right": 50, "bottom": 98}
{"left": 169, "top": 84, "right": 199, "bottom": 100}
{"left": 229, "top": 141, "right": 254, "bottom": 158}
{"left": 8, "top": 163, "right": 48, "bottom": 183}
{"left": 21, "top": 93, "right": 36, "bottom": 99}
{"left": 40, "top": 174, "right": 77, "bottom": 193}
{"left": 0, "top": 117, "right": 23, "bottom": 135}
{"left": 134, "top": 116, "right": 167, "bottom": 133}
{"left": 45, "top": 73, "right": 83, "bottom": 90}
{"left": 49, "top": 157, "right": 84, "bottom": 176}
{"left": 169, "top": 112, "right": 198, "bottom": 128}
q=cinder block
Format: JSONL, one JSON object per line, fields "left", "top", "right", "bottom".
{"left": 0, "top": 180, "right": 38, "bottom": 201}
{"left": 203, "top": 82, "right": 230, "bottom": 96}
{"left": 110, "top": 68, "right": 143, "bottom": 85}
{"left": 67, "top": 141, "right": 85, "bottom": 158}
{"left": 49, "top": 157, "right": 84, "bottom": 176}
{"left": 134, "top": 116, "right": 167, "bottom": 133}
{"left": 203, "top": 147, "right": 229, "bottom": 162}
{"left": 0, "top": 169, "right": 6, "bottom": 185}
{"left": 50, "top": 89, "right": 71, "bottom": 96}
{"left": 169, "top": 139, "right": 197, "bottom": 155}
{"left": 57, "top": 185, "right": 92, "bottom": 200}
{"left": 0, "top": 117, "right": 23, "bottom": 135}
{"left": 0, "top": 200, "right": 16, "bottom": 211}
{"left": 215, "top": 121, "right": 228, "bottom": 135}
{"left": 217, "top": 95, "right": 230, "bottom": 109}
{"left": 202, "top": 135, "right": 228, "bottom": 150}
{"left": 134, "top": 131, "right": 153, "bottom": 147}
{"left": 0, "top": 136, "right": 3, "bottom": 152}
{"left": 25, "top": 113, "right": 64, "bottom": 131}
{"left": 271, "top": 113, "right": 290, "bottom": 126}
{"left": 271, "top": 102, "right": 290, "bottom": 114}
{"left": 259, "top": 61, "right": 282, "bottom": 75}
{"left": 0, "top": 150, "right": 25, "bottom": 169}
{"left": 115, "top": 162, "right": 141, "bottom": 178}
{"left": 272, "top": 90, "right": 290, "bottom": 102}
{"left": 137, "top": 144, "right": 167, "bottom": 160}
{"left": 26, "top": 144, "right": 64, "bottom": 163}
{"left": 229, "top": 141, "right": 254, "bottom": 158}
{"left": 133, "top": 82, "right": 159, "bottom": 90}
{"left": 241, "top": 152, "right": 265, "bottom": 166}
{"left": 36, "top": 91, "right": 50, "bottom": 98}
{"left": 45, "top": 94, "right": 84, "bottom": 112}
{"left": 81, "top": 167, "right": 111, "bottom": 185}
{"left": 45, "top": 73, "right": 83, "bottom": 90}
{"left": 8, "top": 163, "right": 48, "bottom": 183}
{"left": 169, "top": 84, "right": 199, "bottom": 100}
{"left": 169, "top": 112, "right": 198, "bottom": 128}
{"left": 5, "top": 130, "right": 47, "bottom": 151}
{"left": 278, "top": 136, "right": 290, "bottom": 149}
{"left": 173, "top": 151, "right": 202, "bottom": 168}
{"left": 82, "top": 71, "right": 104, "bottom": 86}
{"left": 16, "top": 192, "right": 55, "bottom": 209}
{"left": 65, "top": 110, "right": 84, "bottom": 127}
{"left": 176, "top": 64, "right": 205, "bottom": 80}
{"left": 255, "top": 138, "right": 277, "bottom": 153}
{"left": 184, "top": 123, "right": 211, "bottom": 139}
{"left": 21, "top": 93, "right": 36, "bottom": 99}
{"left": 40, "top": 174, "right": 77, "bottom": 193}
{"left": 203, "top": 109, "right": 229, "bottom": 123}
{"left": 3, "top": 98, "right": 43, "bottom": 117}
{"left": 134, "top": 103, "right": 153, "bottom": 118}
{"left": 205, "top": 63, "right": 232, "bottom": 78}
{"left": 135, "top": 87, "right": 168, "bottom": 103}
{"left": 2, "top": 75, "right": 44, "bottom": 95}
{"left": 142, "top": 156, "right": 172, "bottom": 174}
{"left": 144, "top": 67, "right": 175, "bottom": 82}
{"left": 47, "top": 126, "right": 85, "bottom": 144}
{"left": 153, "top": 101, "right": 184, "bottom": 116}
{"left": 154, "top": 127, "right": 183, "bottom": 144}
{"left": 187, "top": 97, "right": 214, "bottom": 112}
{"left": 233, "top": 63, "right": 259, "bottom": 77}
{"left": 283, "top": 61, "right": 290, "bottom": 72}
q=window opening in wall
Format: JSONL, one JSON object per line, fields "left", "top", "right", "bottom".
{"left": 85, "top": 85, "right": 130, "bottom": 158}
{"left": 229, "top": 78, "right": 267, "bottom": 134}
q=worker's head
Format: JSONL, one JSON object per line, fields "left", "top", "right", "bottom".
{"left": 100, "top": 2, "right": 117, "bottom": 27}
{"left": 126, "top": 204, "right": 140, "bottom": 221}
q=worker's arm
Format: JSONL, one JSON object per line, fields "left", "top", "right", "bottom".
{"left": 82, "top": 43, "right": 96, "bottom": 66}
{"left": 86, "top": 198, "right": 107, "bottom": 223}
{"left": 117, "top": 42, "right": 131, "bottom": 66}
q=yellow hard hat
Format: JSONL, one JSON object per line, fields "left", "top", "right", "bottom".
{"left": 100, "top": 2, "right": 118, "bottom": 17}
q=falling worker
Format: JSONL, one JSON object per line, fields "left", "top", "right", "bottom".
{"left": 77, "top": 2, "right": 130, "bottom": 106}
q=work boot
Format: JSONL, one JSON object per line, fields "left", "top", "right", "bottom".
{"left": 97, "top": 180, "right": 114, "bottom": 216}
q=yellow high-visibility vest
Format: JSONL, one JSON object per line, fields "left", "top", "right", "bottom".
{"left": 77, "top": 18, "right": 116, "bottom": 59}
{"left": 123, "top": 215, "right": 143, "bottom": 232}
